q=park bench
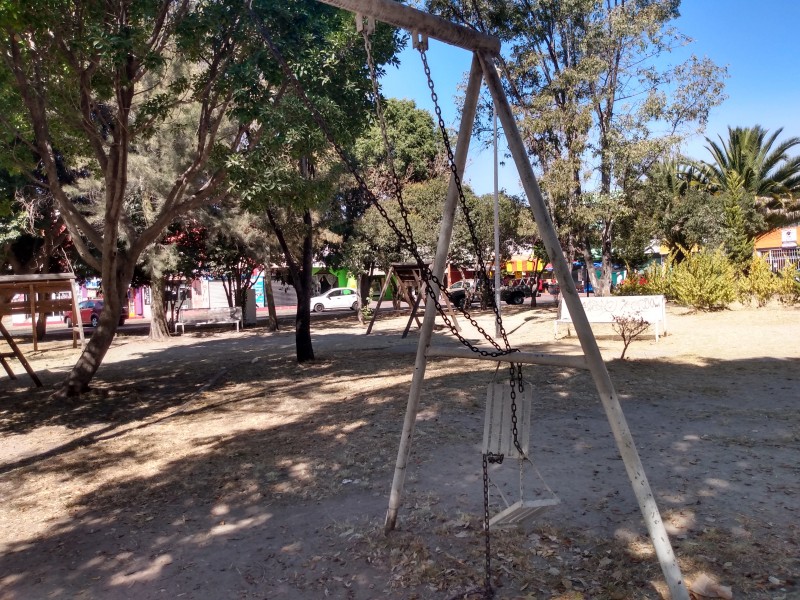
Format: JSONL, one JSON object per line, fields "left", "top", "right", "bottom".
{"left": 555, "top": 295, "right": 666, "bottom": 340}
{"left": 174, "top": 306, "right": 243, "bottom": 335}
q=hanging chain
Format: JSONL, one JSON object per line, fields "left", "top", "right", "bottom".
{"left": 417, "top": 48, "right": 512, "bottom": 353}
{"left": 252, "top": 16, "right": 523, "bottom": 597}
{"left": 362, "top": 30, "right": 417, "bottom": 248}
{"left": 508, "top": 362, "right": 525, "bottom": 455}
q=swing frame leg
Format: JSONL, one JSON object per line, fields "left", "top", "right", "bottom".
{"left": 384, "top": 54, "right": 483, "bottom": 534}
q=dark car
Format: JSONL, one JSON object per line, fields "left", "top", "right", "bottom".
{"left": 64, "top": 300, "right": 127, "bottom": 328}
{"left": 447, "top": 279, "right": 530, "bottom": 308}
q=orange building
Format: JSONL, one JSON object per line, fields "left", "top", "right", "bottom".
{"left": 754, "top": 224, "right": 800, "bottom": 270}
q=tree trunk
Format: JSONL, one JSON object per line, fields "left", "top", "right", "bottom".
{"left": 294, "top": 280, "right": 314, "bottom": 362}
{"left": 264, "top": 274, "right": 278, "bottom": 331}
{"left": 51, "top": 263, "right": 133, "bottom": 399}
{"left": 148, "top": 277, "right": 171, "bottom": 341}
{"left": 35, "top": 312, "right": 47, "bottom": 342}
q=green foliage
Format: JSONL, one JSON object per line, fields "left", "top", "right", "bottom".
{"left": 702, "top": 125, "right": 800, "bottom": 229}
{"left": 427, "top": 0, "right": 726, "bottom": 292}
{"left": 640, "top": 160, "right": 726, "bottom": 258}
{"left": 737, "top": 255, "right": 777, "bottom": 307}
{"left": 669, "top": 246, "right": 736, "bottom": 310}
{"left": 646, "top": 260, "right": 676, "bottom": 297}
{"left": 354, "top": 99, "right": 441, "bottom": 182}
{"left": 776, "top": 262, "right": 800, "bottom": 305}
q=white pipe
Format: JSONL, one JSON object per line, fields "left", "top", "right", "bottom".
{"left": 493, "top": 103, "right": 501, "bottom": 337}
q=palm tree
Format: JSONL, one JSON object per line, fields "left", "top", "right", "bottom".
{"left": 702, "top": 125, "right": 800, "bottom": 228}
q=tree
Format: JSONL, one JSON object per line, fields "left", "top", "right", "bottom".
{"left": 426, "top": 0, "right": 726, "bottom": 295}
{"left": 228, "top": 14, "right": 401, "bottom": 361}
{"left": 636, "top": 159, "right": 725, "bottom": 261}
{"left": 336, "top": 98, "right": 444, "bottom": 316}
{"left": 702, "top": 125, "right": 800, "bottom": 230}
{"left": 0, "top": 1, "right": 241, "bottom": 396}
{"left": 202, "top": 208, "right": 274, "bottom": 312}
{"left": 0, "top": 0, "right": 400, "bottom": 390}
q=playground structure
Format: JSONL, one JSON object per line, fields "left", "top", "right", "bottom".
{"left": 260, "top": 1, "right": 690, "bottom": 597}
{"left": 0, "top": 273, "right": 84, "bottom": 386}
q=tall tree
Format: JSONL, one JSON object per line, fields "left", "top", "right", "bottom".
{"left": 427, "top": 0, "right": 726, "bottom": 294}
{"left": 702, "top": 125, "right": 800, "bottom": 230}
{"left": 227, "top": 13, "right": 400, "bottom": 362}
{"left": 637, "top": 159, "right": 725, "bottom": 260}
{"left": 336, "top": 98, "right": 444, "bottom": 311}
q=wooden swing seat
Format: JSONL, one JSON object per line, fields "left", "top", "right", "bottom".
{"left": 489, "top": 498, "right": 560, "bottom": 529}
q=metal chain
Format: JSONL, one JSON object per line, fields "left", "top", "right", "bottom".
{"left": 508, "top": 362, "right": 524, "bottom": 455}
{"left": 417, "top": 48, "right": 512, "bottom": 353}
{"left": 361, "top": 31, "right": 416, "bottom": 248}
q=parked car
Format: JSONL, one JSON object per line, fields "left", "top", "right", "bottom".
{"left": 446, "top": 279, "right": 476, "bottom": 309}
{"left": 64, "top": 299, "right": 127, "bottom": 327}
{"left": 310, "top": 287, "right": 359, "bottom": 312}
{"left": 447, "top": 278, "right": 530, "bottom": 308}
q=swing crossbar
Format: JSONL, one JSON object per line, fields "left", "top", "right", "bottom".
{"left": 489, "top": 498, "right": 560, "bottom": 529}
{"left": 317, "top": 0, "right": 501, "bottom": 54}
{"left": 427, "top": 346, "right": 588, "bottom": 370}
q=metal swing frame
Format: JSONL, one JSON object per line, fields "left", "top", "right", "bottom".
{"left": 310, "top": 1, "right": 688, "bottom": 597}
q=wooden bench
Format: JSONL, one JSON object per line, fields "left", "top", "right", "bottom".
{"left": 174, "top": 307, "right": 243, "bottom": 334}
{"left": 555, "top": 295, "right": 666, "bottom": 340}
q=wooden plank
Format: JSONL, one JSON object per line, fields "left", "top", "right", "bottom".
{"left": 483, "top": 383, "right": 530, "bottom": 458}
{"left": 0, "top": 321, "right": 42, "bottom": 387}
{"left": 0, "top": 298, "right": 74, "bottom": 314}
{"left": 426, "top": 346, "right": 588, "bottom": 370}
{"left": 0, "top": 273, "right": 75, "bottom": 283}
{"left": 489, "top": 499, "right": 559, "bottom": 529}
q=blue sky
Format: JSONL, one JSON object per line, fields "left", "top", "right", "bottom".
{"left": 379, "top": 1, "right": 800, "bottom": 197}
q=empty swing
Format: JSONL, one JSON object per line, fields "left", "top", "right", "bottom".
{"left": 481, "top": 364, "right": 560, "bottom": 529}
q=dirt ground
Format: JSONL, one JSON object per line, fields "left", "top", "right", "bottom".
{"left": 0, "top": 301, "right": 798, "bottom": 600}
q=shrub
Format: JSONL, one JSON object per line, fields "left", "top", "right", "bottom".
{"left": 614, "top": 276, "right": 649, "bottom": 296}
{"left": 776, "top": 262, "right": 800, "bottom": 305}
{"left": 612, "top": 314, "right": 650, "bottom": 359}
{"left": 737, "top": 255, "right": 777, "bottom": 307}
{"left": 642, "top": 261, "right": 672, "bottom": 296}
{"left": 670, "top": 246, "right": 736, "bottom": 310}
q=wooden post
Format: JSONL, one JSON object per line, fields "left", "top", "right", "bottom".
{"left": 317, "top": 0, "right": 500, "bottom": 54}
{"left": 70, "top": 278, "right": 86, "bottom": 348}
{"left": 27, "top": 283, "right": 38, "bottom": 351}
{"left": 365, "top": 266, "right": 393, "bottom": 335}
{"left": 477, "top": 51, "right": 689, "bottom": 600}
{"left": 384, "top": 54, "right": 483, "bottom": 533}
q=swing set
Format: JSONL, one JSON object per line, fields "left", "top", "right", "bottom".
{"left": 253, "top": 1, "right": 690, "bottom": 598}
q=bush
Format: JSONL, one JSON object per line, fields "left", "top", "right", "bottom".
{"left": 613, "top": 276, "right": 649, "bottom": 296}
{"left": 776, "top": 262, "right": 800, "bottom": 305}
{"left": 670, "top": 246, "right": 736, "bottom": 310}
{"left": 642, "top": 261, "right": 672, "bottom": 296}
{"left": 737, "top": 255, "right": 777, "bottom": 307}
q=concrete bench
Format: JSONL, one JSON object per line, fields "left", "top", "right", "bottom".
{"left": 555, "top": 295, "right": 666, "bottom": 340}
{"left": 175, "top": 307, "right": 243, "bottom": 335}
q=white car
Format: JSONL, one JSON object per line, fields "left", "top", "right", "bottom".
{"left": 310, "top": 287, "right": 360, "bottom": 312}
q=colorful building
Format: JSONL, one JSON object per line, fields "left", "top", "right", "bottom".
{"left": 755, "top": 224, "right": 800, "bottom": 271}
